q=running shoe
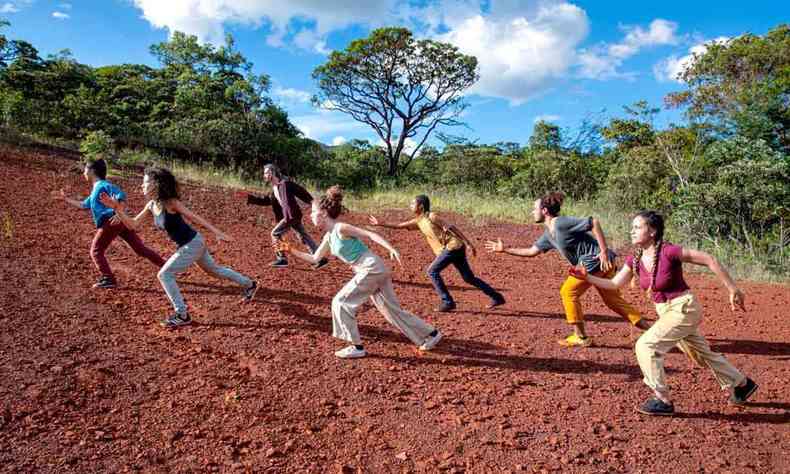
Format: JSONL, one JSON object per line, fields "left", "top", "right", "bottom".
{"left": 334, "top": 345, "right": 367, "bottom": 359}
{"left": 558, "top": 333, "right": 593, "bottom": 347}
{"left": 160, "top": 312, "right": 192, "bottom": 329}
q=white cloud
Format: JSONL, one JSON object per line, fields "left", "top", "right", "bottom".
{"left": 654, "top": 36, "right": 729, "bottom": 83}
{"left": 0, "top": 0, "right": 31, "bottom": 14}
{"left": 52, "top": 11, "right": 70, "bottom": 19}
{"left": 578, "top": 19, "right": 679, "bottom": 79}
{"left": 59, "top": 3, "right": 72, "bottom": 10}
{"left": 273, "top": 86, "right": 312, "bottom": 104}
{"left": 131, "top": 0, "right": 396, "bottom": 48}
{"left": 436, "top": 1, "right": 590, "bottom": 105}
{"left": 377, "top": 137, "right": 418, "bottom": 155}
{"left": 534, "top": 114, "right": 561, "bottom": 124}
{"left": 129, "top": 1, "right": 684, "bottom": 106}
{"left": 331, "top": 136, "right": 347, "bottom": 146}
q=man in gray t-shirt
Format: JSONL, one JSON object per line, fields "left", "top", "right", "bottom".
{"left": 534, "top": 216, "right": 617, "bottom": 274}
{"left": 486, "top": 192, "right": 649, "bottom": 348}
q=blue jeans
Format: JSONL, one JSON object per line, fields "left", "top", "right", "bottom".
{"left": 427, "top": 247, "right": 502, "bottom": 305}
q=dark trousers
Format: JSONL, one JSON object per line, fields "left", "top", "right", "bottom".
{"left": 271, "top": 218, "right": 318, "bottom": 260}
{"left": 91, "top": 219, "right": 165, "bottom": 280}
{"left": 427, "top": 247, "right": 502, "bottom": 305}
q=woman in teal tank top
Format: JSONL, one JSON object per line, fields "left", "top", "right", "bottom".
{"left": 278, "top": 186, "right": 442, "bottom": 359}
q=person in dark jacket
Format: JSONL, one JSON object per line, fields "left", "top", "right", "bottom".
{"left": 239, "top": 164, "right": 327, "bottom": 269}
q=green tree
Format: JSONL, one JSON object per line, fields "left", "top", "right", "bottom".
{"left": 667, "top": 25, "right": 790, "bottom": 153}
{"left": 528, "top": 121, "right": 562, "bottom": 152}
{"left": 312, "top": 27, "right": 479, "bottom": 176}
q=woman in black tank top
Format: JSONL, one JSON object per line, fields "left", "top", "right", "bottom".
{"left": 100, "top": 167, "right": 259, "bottom": 329}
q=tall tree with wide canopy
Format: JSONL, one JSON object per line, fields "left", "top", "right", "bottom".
{"left": 312, "top": 27, "right": 479, "bottom": 176}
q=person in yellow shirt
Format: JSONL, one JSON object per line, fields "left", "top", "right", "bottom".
{"left": 369, "top": 195, "right": 505, "bottom": 312}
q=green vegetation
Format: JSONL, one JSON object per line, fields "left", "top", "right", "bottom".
{"left": 0, "top": 19, "right": 788, "bottom": 281}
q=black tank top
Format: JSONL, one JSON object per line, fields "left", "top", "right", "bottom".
{"left": 154, "top": 207, "right": 197, "bottom": 247}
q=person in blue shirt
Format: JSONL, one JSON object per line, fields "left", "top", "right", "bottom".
{"left": 277, "top": 186, "right": 442, "bottom": 359}
{"left": 53, "top": 159, "right": 165, "bottom": 289}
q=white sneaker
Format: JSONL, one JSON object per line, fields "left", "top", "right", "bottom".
{"left": 334, "top": 345, "right": 367, "bottom": 359}
{"left": 419, "top": 331, "right": 443, "bottom": 351}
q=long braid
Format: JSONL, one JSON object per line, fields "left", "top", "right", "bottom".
{"left": 647, "top": 240, "right": 663, "bottom": 300}
{"left": 631, "top": 247, "right": 643, "bottom": 289}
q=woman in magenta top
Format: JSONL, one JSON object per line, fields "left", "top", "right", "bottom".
{"left": 569, "top": 210, "right": 757, "bottom": 416}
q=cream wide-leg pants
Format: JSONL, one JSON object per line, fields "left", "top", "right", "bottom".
{"left": 635, "top": 292, "right": 745, "bottom": 400}
{"left": 332, "top": 251, "right": 436, "bottom": 346}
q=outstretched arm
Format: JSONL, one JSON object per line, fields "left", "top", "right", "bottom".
{"left": 429, "top": 213, "right": 476, "bottom": 256}
{"left": 570, "top": 264, "right": 632, "bottom": 291}
{"left": 681, "top": 248, "right": 745, "bottom": 311}
{"left": 485, "top": 238, "right": 542, "bottom": 257}
{"left": 590, "top": 217, "right": 613, "bottom": 272}
{"left": 52, "top": 189, "right": 88, "bottom": 209}
{"left": 340, "top": 223, "right": 403, "bottom": 265}
{"left": 278, "top": 237, "right": 331, "bottom": 265}
{"left": 100, "top": 193, "right": 150, "bottom": 231}
{"left": 171, "top": 200, "right": 233, "bottom": 242}
{"left": 368, "top": 215, "right": 419, "bottom": 230}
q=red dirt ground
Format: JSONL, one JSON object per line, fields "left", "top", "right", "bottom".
{"left": 1, "top": 145, "right": 788, "bottom": 473}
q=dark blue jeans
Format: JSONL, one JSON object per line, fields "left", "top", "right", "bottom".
{"left": 427, "top": 247, "right": 502, "bottom": 305}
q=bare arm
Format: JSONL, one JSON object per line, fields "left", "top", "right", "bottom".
{"left": 681, "top": 248, "right": 745, "bottom": 311}
{"left": 340, "top": 223, "right": 403, "bottom": 265}
{"left": 590, "top": 217, "right": 613, "bottom": 272}
{"left": 428, "top": 213, "right": 477, "bottom": 255}
{"left": 368, "top": 215, "right": 419, "bottom": 230}
{"left": 100, "top": 194, "right": 150, "bottom": 230}
{"left": 282, "top": 237, "right": 331, "bottom": 265}
{"left": 52, "top": 189, "right": 87, "bottom": 209}
{"left": 485, "top": 238, "right": 542, "bottom": 257}
{"left": 575, "top": 264, "right": 633, "bottom": 291}
{"left": 171, "top": 200, "right": 232, "bottom": 242}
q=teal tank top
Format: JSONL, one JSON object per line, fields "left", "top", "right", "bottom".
{"left": 326, "top": 224, "right": 368, "bottom": 264}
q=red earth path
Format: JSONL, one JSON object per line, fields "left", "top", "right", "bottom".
{"left": 1, "top": 145, "right": 788, "bottom": 473}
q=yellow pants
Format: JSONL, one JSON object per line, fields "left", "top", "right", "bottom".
{"left": 559, "top": 267, "right": 642, "bottom": 325}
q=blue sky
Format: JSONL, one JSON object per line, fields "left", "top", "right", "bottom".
{"left": 2, "top": 0, "right": 783, "bottom": 149}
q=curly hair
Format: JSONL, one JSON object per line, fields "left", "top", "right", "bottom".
{"left": 631, "top": 210, "right": 665, "bottom": 297}
{"left": 144, "top": 167, "right": 180, "bottom": 203}
{"left": 319, "top": 185, "right": 345, "bottom": 219}
{"left": 539, "top": 191, "right": 564, "bottom": 217}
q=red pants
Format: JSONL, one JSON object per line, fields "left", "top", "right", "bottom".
{"left": 90, "top": 219, "right": 165, "bottom": 280}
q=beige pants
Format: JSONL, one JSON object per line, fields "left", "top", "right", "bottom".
{"left": 636, "top": 292, "right": 745, "bottom": 400}
{"left": 332, "top": 251, "right": 436, "bottom": 346}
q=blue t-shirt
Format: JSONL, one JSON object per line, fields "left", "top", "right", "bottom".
{"left": 535, "top": 216, "right": 616, "bottom": 273}
{"left": 80, "top": 180, "right": 126, "bottom": 228}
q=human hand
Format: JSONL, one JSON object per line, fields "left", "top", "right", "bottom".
{"left": 51, "top": 189, "right": 66, "bottom": 200}
{"left": 274, "top": 240, "right": 291, "bottom": 254}
{"left": 484, "top": 239, "right": 504, "bottom": 253}
{"left": 389, "top": 249, "right": 402, "bottom": 266}
{"left": 568, "top": 265, "right": 588, "bottom": 280}
{"left": 215, "top": 231, "right": 234, "bottom": 243}
{"left": 598, "top": 250, "right": 612, "bottom": 272}
{"left": 99, "top": 192, "right": 121, "bottom": 210}
{"left": 368, "top": 215, "right": 380, "bottom": 226}
{"left": 729, "top": 288, "right": 746, "bottom": 312}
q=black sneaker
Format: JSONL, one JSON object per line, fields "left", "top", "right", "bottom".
{"left": 270, "top": 258, "right": 289, "bottom": 268}
{"left": 313, "top": 258, "right": 329, "bottom": 270}
{"left": 241, "top": 280, "right": 259, "bottom": 303}
{"left": 730, "top": 377, "right": 758, "bottom": 405}
{"left": 160, "top": 312, "right": 192, "bottom": 329}
{"left": 636, "top": 397, "right": 675, "bottom": 416}
{"left": 486, "top": 296, "right": 506, "bottom": 309}
{"left": 92, "top": 276, "right": 117, "bottom": 289}
{"left": 434, "top": 302, "right": 456, "bottom": 313}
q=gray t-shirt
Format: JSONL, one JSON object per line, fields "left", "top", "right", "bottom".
{"left": 534, "top": 216, "right": 615, "bottom": 273}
